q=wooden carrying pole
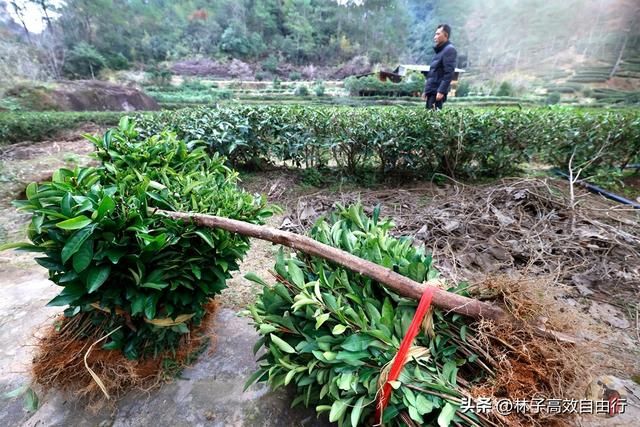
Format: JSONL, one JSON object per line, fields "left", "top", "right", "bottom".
{"left": 153, "top": 209, "right": 507, "bottom": 321}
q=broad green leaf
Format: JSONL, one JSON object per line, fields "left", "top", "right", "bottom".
{"left": 332, "top": 324, "right": 347, "bottom": 335}
{"left": 416, "top": 394, "right": 434, "bottom": 415}
{"left": 72, "top": 240, "right": 93, "bottom": 273}
{"left": 351, "top": 396, "right": 365, "bottom": 427}
{"left": 243, "top": 369, "right": 267, "bottom": 391}
{"left": 259, "top": 324, "right": 278, "bottom": 334}
{"left": 46, "top": 282, "right": 85, "bottom": 306}
{"left": 329, "top": 398, "right": 352, "bottom": 423}
{"left": 288, "top": 259, "right": 305, "bottom": 287}
{"left": 131, "top": 297, "right": 145, "bottom": 316}
{"left": 244, "top": 272, "right": 268, "bottom": 286}
{"left": 408, "top": 405, "right": 423, "bottom": 424}
{"left": 96, "top": 195, "right": 116, "bottom": 219}
{"left": 315, "top": 313, "right": 330, "bottom": 329}
{"left": 144, "top": 296, "right": 156, "bottom": 319}
{"left": 24, "top": 388, "right": 38, "bottom": 412}
{"left": 87, "top": 264, "right": 111, "bottom": 293}
{"left": 61, "top": 225, "right": 95, "bottom": 263}
{"left": 341, "top": 334, "right": 374, "bottom": 352}
{"left": 437, "top": 402, "right": 457, "bottom": 427}
{"left": 56, "top": 215, "right": 93, "bottom": 230}
{"left": 195, "top": 230, "right": 215, "bottom": 248}
{"left": 442, "top": 361, "right": 458, "bottom": 385}
{"left": 270, "top": 334, "right": 295, "bottom": 353}
{"left": 25, "top": 182, "right": 37, "bottom": 200}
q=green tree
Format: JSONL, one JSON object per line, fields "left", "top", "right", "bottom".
{"left": 64, "top": 41, "right": 106, "bottom": 78}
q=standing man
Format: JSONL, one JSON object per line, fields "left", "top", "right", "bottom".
{"left": 422, "top": 24, "right": 457, "bottom": 110}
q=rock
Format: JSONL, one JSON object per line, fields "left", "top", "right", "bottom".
{"left": 588, "top": 302, "right": 631, "bottom": 329}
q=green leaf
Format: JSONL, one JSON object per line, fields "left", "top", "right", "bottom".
{"left": 243, "top": 369, "right": 267, "bottom": 391}
{"left": 46, "top": 282, "right": 85, "bottom": 306}
{"left": 96, "top": 195, "right": 116, "bottom": 219}
{"left": 61, "top": 225, "right": 95, "bottom": 263}
{"left": 72, "top": 240, "right": 93, "bottom": 273}
{"left": 408, "top": 261, "right": 427, "bottom": 282}
{"left": 35, "top": 257, "right": 64, "bottom": 271}
{"left": 56, "top": 215, "right": 93, "bottom": 230}
{"left": 25, "top": 182, "right": 37, "bottom": 200}
{"left": 315, "top": 313, "right": 330, "bottom": 329}
{"left": 442, "top": 361, "right": 458, "bottom": 385}
{"left": 437, "top": 402, "right": 457, "bottom": 427}
{"left": 284, "top": 369, "right": 296, "bottom": 385}
{"left": 0, "top": 242, "right": 43, "bottom": 252}
{"left": 24, "top": 388, "right": 38, "bottom": 412}
{"left": 140, "top": 282, "right": 169, "bottom": 290}
{"left": 416, "top": 394, "right": 434, "bottom": 415}
{"left": 332, "top": 324, "right": 347, "bottom": 335}
{"left": 131, "top": 297, "right": 145, "bottom": 316}
{"left": 351, "top": 396, "right": 365, "bottom": 427}
{"left": 195, "top": 230, "right": 216, "bottom": 248}
{"left": 408, "top": 405, "right": 423, "bottom": 423}
{"left": 337, "top": 372, "right": 353, "bottom": 390}
{"left": 244, "top": 272, "right": 268, "bottom": 287}
{"left": 259, "top": 324, "right": 278, "bottom": 334}
{"left": 288, "top": 259, "right": 305, "bottom": 287}
{"left": 2, "top": 384, "right": 28, "bottom": 398}
{"left": 269, "top": 334, "right": 296, "bottom": 354}
{"left": 144, "top": 296, "right": 156, "bottom": 319}
{"left": 460, "top": 324, "right": 468, "bottom": 342}
{"left": 341, "top": 334, "right": 373, "bottom": 352}
{"left": 329, "top": 398, "right": 351, "bottom": 423}
{"left": 86, "top": 264, "right": 111, "bottom": 293}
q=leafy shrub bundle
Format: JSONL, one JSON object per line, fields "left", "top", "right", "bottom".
{"left": 245, "top": 205, "right": 487, "bottom": 427}
{"left": 8, "top": 118, "right": 272, "bottom": 358}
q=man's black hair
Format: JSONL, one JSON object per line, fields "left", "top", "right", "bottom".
{"left": 437, "top": 24, "right": 451, "bottom": 38}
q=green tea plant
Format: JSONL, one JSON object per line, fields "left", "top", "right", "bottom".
{"left": 245, "top": 205, "right": 488, "bottom": 426}
{"left": 0, "top": 111, "right": 122, "bottom": 145}
{"left": 130, "top": 106, "right": 640, "bottom": 180}
{"left": 4, "top": 118, "right": 273, "bottom": 358}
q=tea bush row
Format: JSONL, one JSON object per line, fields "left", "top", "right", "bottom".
{"left": 134, "top": 106, "right": 640, "bottom": 179}
{"left": 0, "top": 112, "right": 122, "bottom": 145}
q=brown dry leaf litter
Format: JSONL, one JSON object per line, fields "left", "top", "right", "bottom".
{"left": 281, "top": 178, "right": 639, "bottom": 309}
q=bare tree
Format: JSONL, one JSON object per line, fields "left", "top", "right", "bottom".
{"left": 9, "top": 1, "right": 31, "bottom": 43}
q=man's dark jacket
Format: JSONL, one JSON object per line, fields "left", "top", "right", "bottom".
{"left": 424, "top": 41, "right": 457, "bottom": 95}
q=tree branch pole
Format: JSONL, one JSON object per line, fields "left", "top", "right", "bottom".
{"left": 153, "top": 209, "right": 506, "bottom": 321}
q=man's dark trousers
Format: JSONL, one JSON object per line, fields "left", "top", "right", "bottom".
{"left": 425, "top": 93, "right": 446, "bottom": 110}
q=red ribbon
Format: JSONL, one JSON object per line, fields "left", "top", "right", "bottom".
{"left": 376, "top": 286, "right": 435, "bottom": 424}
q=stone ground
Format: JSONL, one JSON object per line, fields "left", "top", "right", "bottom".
{"left": 1, "top": 129, "right": 639, "bottom": 426}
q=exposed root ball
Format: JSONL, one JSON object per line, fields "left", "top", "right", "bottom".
{"left": 470, "top": 276, "right": 597, "bottom": 426}
{"left": 32, "top": 300, "right": 218, "bottom": 409}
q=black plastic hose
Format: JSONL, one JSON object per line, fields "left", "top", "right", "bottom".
{"left": 552, "top": 169, "right": 640, "bottom": 210}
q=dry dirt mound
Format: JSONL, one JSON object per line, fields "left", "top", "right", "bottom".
{"left": 171, "top": 58, "right": 255, "bottom": 78}
{"left": 5, "top": 80, "right": 159, "bottom": 111}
